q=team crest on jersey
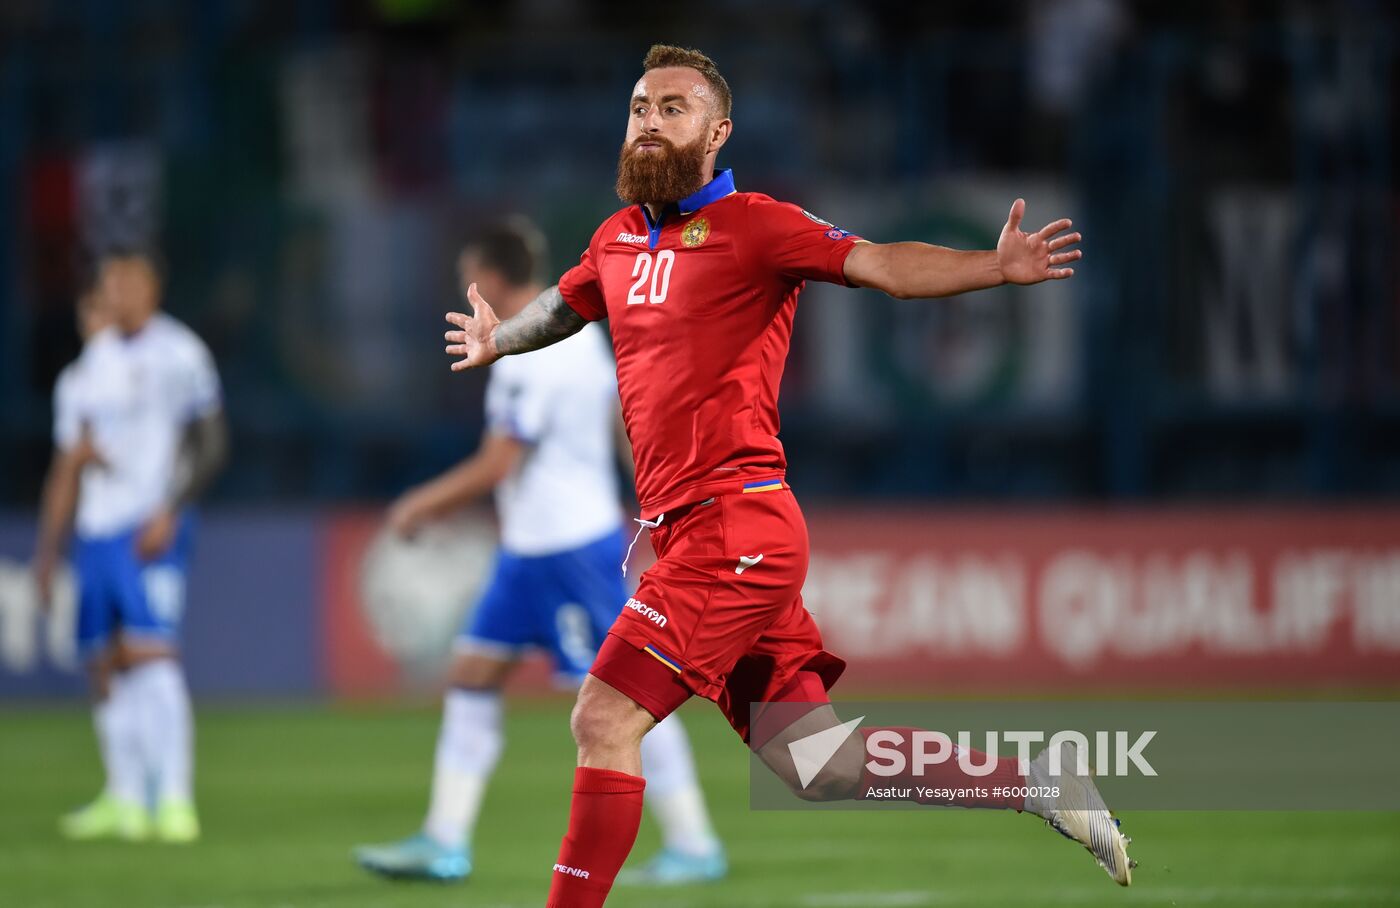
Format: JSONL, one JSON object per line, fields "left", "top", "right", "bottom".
{"left": 681, "top": 217, "right": 710, "bottom": 248}
{"left": 801, "top": 209, "right": 834, "bottom": 227}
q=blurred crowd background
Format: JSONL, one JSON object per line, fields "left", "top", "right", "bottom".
{"left": 3, "top": 0, "right": 1396, "bottom": 507}
{"left": 3, "top": 2, "right": 1400, "bottom": 699}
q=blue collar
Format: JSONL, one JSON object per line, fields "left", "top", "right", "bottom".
{"left": 640, "top": 169, "right": 736, "bottom": 249}
{"left": 679, "top": 168, "right": 735, "bottom": 215}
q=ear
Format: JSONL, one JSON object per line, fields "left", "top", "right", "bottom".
{"left": 708, "top": 118, "right": 733, "bottom": 155}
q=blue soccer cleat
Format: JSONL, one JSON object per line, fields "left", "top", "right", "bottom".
{"left": 616, "top": 846, "right": 728, "bottom": 886}
{"left": 353, "top": 833, "right": 471, "bottom": 882}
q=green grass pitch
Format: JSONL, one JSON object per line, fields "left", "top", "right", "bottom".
{"left": 3, "top": 699, "right": 1398, "bottom": 907}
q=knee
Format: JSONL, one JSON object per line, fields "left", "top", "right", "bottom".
{"left": 781, "top": 766, "right": 857, "bottom": 802}
{"left": 569, "top": 688, "right": 649, "bottom": 755}
{"left": 448, "top": 652, "right": 512, "bottom": 690}
{"left": 570, "top": 701, "right": 619, "bottom": 754}
{"left": 759, "top": 734, "right": 864, "bottom": 803}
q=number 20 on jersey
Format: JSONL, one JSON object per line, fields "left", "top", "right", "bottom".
{"left": 627, "top": 250, "right": 675, "bottom": 305}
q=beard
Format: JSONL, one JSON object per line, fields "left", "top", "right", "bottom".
{"left": 615, "top": 133, "right": 709, "bottom": 207}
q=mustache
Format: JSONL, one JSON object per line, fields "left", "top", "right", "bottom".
{"left": 628, "top": 136, "right": 677, "bottom": 152}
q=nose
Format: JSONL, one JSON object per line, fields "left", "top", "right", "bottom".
{"left": 642, "top": 105, "right": 663, "bottom": 133}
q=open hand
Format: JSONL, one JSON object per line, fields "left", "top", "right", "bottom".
{"left": 997, "top": 199, "right": 1082, "bottom": 285}
{"left": 445, "top": 283, "right": 502, "bottom": 372}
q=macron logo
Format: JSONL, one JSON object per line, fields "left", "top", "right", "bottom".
{"left": 787, "top": 715, "right": 865, "bottom": 789}
{"left": 624, "top": 597, "right": 667, "bottom": 628}
{"left": 553, "top": 863, "right": 590, "bottom": 879}
{"left": 616, "top": 231, "right": 648, "bottom": 244}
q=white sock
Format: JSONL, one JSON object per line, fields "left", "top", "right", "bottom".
{"left": 640, "top": 713, "right": 721, "bottom": 857}
{"left": 112, "top": 673, "right": 150, "bottom": 804}
{"left": 94, "top": 675, "right": 145, "bottom": 805}
{"left": 126, "top": 659, "right": 194, "bottom": 804}
{"left": 93, "top": 696, "right": 119, "bottom": 792}
{"left": 422, "top": 688, "right": 504, "bottom": 850}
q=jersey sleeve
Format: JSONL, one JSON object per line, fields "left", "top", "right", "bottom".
{"left": 52, "top": 368, "right": 82, "bottom": 451}
{"left": 176, "top": 335, "right": 223, "bottom": 422}
{"left": 557, "top": 223, "right": 610, "bottom": 322}
{"left": 483, "top": 361, "right": 553, "bottom": 445}
{"left": 746, "top": 197, "right": 863, "bottom": 286}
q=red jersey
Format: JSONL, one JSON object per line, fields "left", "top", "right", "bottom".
{"left": 558, "top": 169, "right": 862, "bottom": 515}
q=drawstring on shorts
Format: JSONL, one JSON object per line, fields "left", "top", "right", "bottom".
{"left": 622, "top": 512, "right": 664, "bottom": 576}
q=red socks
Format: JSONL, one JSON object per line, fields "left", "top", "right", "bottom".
{"left": 545, "top": 767, "right": 646, "bottom": 908}
{"left": 857, "top": 727, "right": 1025, "bottom": 810}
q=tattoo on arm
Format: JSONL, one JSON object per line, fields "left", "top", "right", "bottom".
{"left": 492, "top": 286, "right": 587, "bottom": 356}
{"left": 171, "top": 412, "right": 229, "bottom": 509}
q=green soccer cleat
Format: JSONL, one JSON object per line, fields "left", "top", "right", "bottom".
{"left": 353, "top": 834, "right": 471, "bottom": 882}
{"left": 59, "top": 793, "right": 150, "bottom": 842}
{"left": 153, "top": 799, "right": 201, "bottom": 844}
{"left": 616, "top": 846, "right": 729, "bottom": 886}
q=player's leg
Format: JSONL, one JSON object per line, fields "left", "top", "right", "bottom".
{"left": 421, "top": 649, "right": 512, "bottom": 854}
{"left": 355, "top": 550, "right": 526, "bottom": 882}
{"left": 749, "top": 675, "right": 1026, "bottom": 806}
{"left": 546, "top": 529, "right": 726, "bottom": 886}
{"left": 116, "top": 516, "right": 199, "bottom": 842}
{"left": 622, "top": 712, "right": 727, "bottom": 884}
{"left": 60, "top": 537, "right": 149, "bottom": 841}
{"left": 741, "top": 602, "right": 1026, "bottom": 809}
{"left": 354, "top": 649, "right": 512, "bottom": 882}
{"left": 546, "top": 669, "right": 665, "bottom": 908}
{"left": 545, "top": 492, "right": 815, "bottom": 907}
{"left": 739, "top": 602, "right": 1133, "bottom": 885}
{"left": 747, "top": 670, "right": 1132, "bottom": 884}
{"left": 121, "top": 639, "right": 196, "bottom": 842}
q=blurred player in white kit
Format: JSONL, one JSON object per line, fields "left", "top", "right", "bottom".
{"left": 33, "top": 251, "right": 227, "bottom": 843}
{"left": 354, "top": 219, "right": 726, "bottom": 886}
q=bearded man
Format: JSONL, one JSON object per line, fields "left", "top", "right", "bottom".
{"left": 444, "top": 44, "right": 1125, "bottom": 908}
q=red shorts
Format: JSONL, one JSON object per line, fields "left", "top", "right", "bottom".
{"left": 590, "top": 486, "right": 845, "bottom": 743}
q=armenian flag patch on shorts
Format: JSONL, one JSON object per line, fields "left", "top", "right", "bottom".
{"left": 643, "top": 644, "right": 683, "bottom": 674}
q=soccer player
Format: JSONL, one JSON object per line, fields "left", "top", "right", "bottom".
{"left": 444, "top": 46, "right": 1130, "bottom": 906}
{"left": 353, "top": 221, "right": 726, "bottom": 885}
{"left": 34, "top": 251, "right": 227, "bottom": 843}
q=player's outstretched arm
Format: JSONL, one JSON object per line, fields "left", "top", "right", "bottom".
{"left": 387, "top": 433, "right": 524, "bottom": 538}
{"left": 842, "top": 199, "right": 1082, "bottom": 299}
{"left": 445, "top": 283, "right": 586, "bottom": 372}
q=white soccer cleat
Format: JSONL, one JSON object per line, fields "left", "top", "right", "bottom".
{"left": 1027, "top": 740, "right": 1134, "bottom": 886}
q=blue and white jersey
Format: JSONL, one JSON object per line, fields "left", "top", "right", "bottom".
{"left": 484, "top": 322, "right": 622, "bottom": 556}
{"left": 54, "top": 313, "right": 222, "bottom": 539}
